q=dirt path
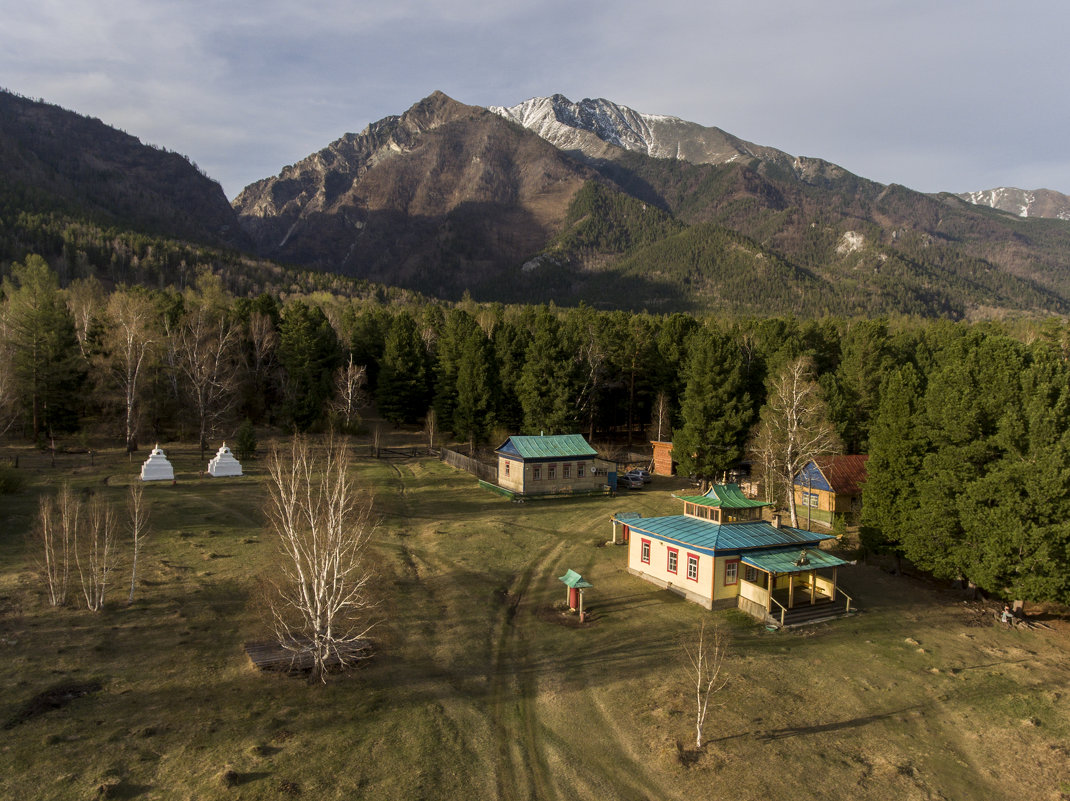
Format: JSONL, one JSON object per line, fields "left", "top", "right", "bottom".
{"left": 490, "top": 539, "right": 565, "bottom": 801}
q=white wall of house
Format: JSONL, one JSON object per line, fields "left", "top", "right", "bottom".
{"left": 627, "top": 533, "right": 714, "bottom": 604}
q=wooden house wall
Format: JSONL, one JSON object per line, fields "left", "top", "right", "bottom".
{"left": 497, "top": 456, "right": 604, "bottom": 495}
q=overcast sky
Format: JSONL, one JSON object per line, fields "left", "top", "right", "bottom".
{"left": 3, "top": 1, "right": 1067, "bottom": 200}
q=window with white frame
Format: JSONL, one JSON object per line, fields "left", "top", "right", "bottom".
{"left": 687, "top": 554, "right": 699, "bottom": 581}
{"left": 640, "top": 539, "right": 650, "bottom": 564}
{"left": 577, "top": 462, "right": 585, "bottom": 478}
{"left": 533, "top": 466, "right": 541, "bottom": 480}
{"left": 563, "top": 463, "right": 571, "bottom": 479}
{"left": 724, "top": 559, "right": 739, "bottom": 585}
{"left": 548, "top": 464, "right": 556, "bottom": 480}
{"left": 667, "top": 548, "right": 678, "bottom": 574}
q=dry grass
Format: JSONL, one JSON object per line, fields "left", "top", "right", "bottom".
{"left": 0, "top": 445, "right": 1068, "bottom": 800}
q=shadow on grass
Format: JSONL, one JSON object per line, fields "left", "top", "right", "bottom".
{"left": 748, "top": 703, "right": 929, "bottom": 742}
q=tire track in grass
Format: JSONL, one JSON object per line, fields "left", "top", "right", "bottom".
{"left": 491, "top": 539, "right": 565, "bottom": 801}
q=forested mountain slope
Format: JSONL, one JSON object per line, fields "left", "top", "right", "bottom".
{"left": 0, "top": 90, "right": 249, "bottom": 251}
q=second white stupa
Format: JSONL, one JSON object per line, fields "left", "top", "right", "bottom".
{"left": 207, "top": 442, "right": 242, "bottom": 477}
{"left": 140, "top": 444, "right": 175, "bottom": 481}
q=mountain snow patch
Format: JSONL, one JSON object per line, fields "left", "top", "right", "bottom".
{"left": 837, "top": 231, "right": 865, "bottom": 255}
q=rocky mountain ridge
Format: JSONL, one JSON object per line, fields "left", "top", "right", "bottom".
{"left": 231, "top": 91, "right": 600, "bottom": 294}
{"left": 490, "top": 94, "right": 851, "bottom": 187}
{"left": 957, "top": 187, "right": 1070, "bottom": 221}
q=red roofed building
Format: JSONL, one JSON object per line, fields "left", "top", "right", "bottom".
{"left": 793, "top": 455, "right": 869, "bottom": 527}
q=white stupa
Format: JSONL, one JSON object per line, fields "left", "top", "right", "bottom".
{"left": 207, "top": 442, "right": 242, "bottom": 477}
{"left": 140, "top": 444, "right": 175, "bottom": 481}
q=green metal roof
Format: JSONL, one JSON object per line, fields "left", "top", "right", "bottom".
{"left": 496, "top": 434, "right": 598, "bottom": 460}
{"left": 624, "top": 515, "right": 834, "bottom": 555}
{"left": 741, "top": 546, "right": 849, "bottom": 574}
{"left": 673, "top": 484, "right": 770, "bottom": 508}
{"left": 559, "top": 569, "right": 593, "bottom": 589}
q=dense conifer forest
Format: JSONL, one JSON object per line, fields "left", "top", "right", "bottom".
{"left": 2, "top": 238, "right": 1069, "bottom": 605}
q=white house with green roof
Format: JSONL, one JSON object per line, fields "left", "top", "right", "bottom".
{"left": 615, "top": 484, "right": 855, "bottom": 627}
{"left": 495, "top": 434, "right": 612, "bottom": 497}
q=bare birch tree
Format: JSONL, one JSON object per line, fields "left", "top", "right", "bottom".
{"left": 330, "top": 355, "right": 367, "bottom": 433}
{"left": 265, "top": 436, "right": 377, "bottom": 682}
{"left": 127, "top": 482, "right": 150, "bottom": 604}
{"left": 650, "top": 390, "right": 672, "bottom": 442}
{"left": 683, "top": 620, "right": 729, "bottom": 750}
{"left": 76, "top": 496, "right": 117, "bottom": 611}
{"left": 104, "top": 290, "right": 158, "bottom": 455}
{"left": 38, "top": 484, "right": 77, "bottom": 607}
{"left": 749, "top": 356, "right": 840, "bottom": 527}
{"left": 65, "top": 276, "right": 104, "bottom": 364}
{"left": 171, "top": 302, "right": 239, "bottom": 459}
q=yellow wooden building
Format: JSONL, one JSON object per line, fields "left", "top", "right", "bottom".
{"left": 793, "top": 454, "right": 869, "bottom": 526}
{"left": 495, "top": 434, "right": 611, "bottom": 497}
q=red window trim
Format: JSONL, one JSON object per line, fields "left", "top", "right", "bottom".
{"left": 640, "top": 538, "right": 651, "bottom": 564}
{"left": 667, "top": 546, "right": 679, "bottom": 574}
{"left": 686, "top": 552, "right": 700, "bottom": 582}
{"left": 724, "top": 558, "right": 740, "bottom": 586}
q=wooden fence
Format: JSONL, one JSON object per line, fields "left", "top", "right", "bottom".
{"left": 440, "top": 448, "right": 498, "bottom": 483}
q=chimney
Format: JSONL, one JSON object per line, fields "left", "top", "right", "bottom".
{"left": 772, "top": 514, "right": 781, "bottom": 529}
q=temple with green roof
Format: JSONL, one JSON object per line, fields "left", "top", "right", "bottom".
{"left": 614, "top": 484, "right": 855, "bottom": 627}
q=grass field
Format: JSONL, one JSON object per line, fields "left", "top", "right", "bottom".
{"left": 1, "top": 442, "right": 1069, "bottom": 800}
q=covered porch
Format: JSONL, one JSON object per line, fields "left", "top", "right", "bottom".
{"left": 736, "top": 546, "right": 855, "bottom": 628}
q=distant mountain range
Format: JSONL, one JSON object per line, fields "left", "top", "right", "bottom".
{"left": 4, "top": 87, "right": 1070, "bottom": 318}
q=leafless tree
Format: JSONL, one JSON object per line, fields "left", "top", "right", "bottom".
{"left": 423, "top": 408, "right": 437, "bottom": 454}
{"left": 38, "top": 484, "right": 77, "bottom": 607}
{"left": 330, "top": 355, "right": 367, "bottom": 433}
{"left": 649, "top": 391, "right": 672, "bottom": 443}
{"left": 749, "top": 356, "right": 840, "bottom": 527}
{"left": 571, "top": 313, "right": 608, "bottom": 442}
{"left": 171, "top": 301, "right": 240, "bottom": 459}
{"left": 246, "top": 310, "right": 278, "bottom": 395}
{"left": 65, "top": 276, "right": 104, "bottom": 364}
{"left": 265, "top": 436, "right": 377, "bottom": 682}
{"left": 683, "top": 620, "right": 729, "bottom": 750}
{"left": 371, "top": 423, "right": 383, "bottom": 458}
{"left": 76, "top": 496, "right": 117, "bottom": 612}
{"left": 103, "top": 290, "right": 158, "bottom": 455}
{"left": 127, "top": 483, "right": 150, "bottom": 604}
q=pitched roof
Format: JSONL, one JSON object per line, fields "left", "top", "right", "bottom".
{"left": 495, "top": 434, "right": 598, "bottom": 460}
{"left": 619, "top": 514, "right": 834, "bottom": 555}
{"left": 793, "top": 454, "right": 869, "bottom": 495}
{"left": 673, "top": 483, "right": 770, "bottom": 508}
{"left": 819, "top": 454, "right": 869, "bottom": 496}
{"left": 558, "top": 569, "right": 593, "bottom": 589}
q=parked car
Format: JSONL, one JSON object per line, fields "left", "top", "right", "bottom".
{"left": 617, "top": 474, "right": 643, "bottom": 489}
{"left": 626, "top": 469, "right": 652, "bottom": 484}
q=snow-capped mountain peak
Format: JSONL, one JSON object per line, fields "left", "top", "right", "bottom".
{"left": 490, "top": 95, "right": 682, "bottom": 158}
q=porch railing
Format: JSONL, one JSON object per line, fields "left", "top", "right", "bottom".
{"left": 769, "top": 596, "right": 788, "bottom": 627}
{"left": 834, "top": 586, "right": 854, "bottom": 613}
